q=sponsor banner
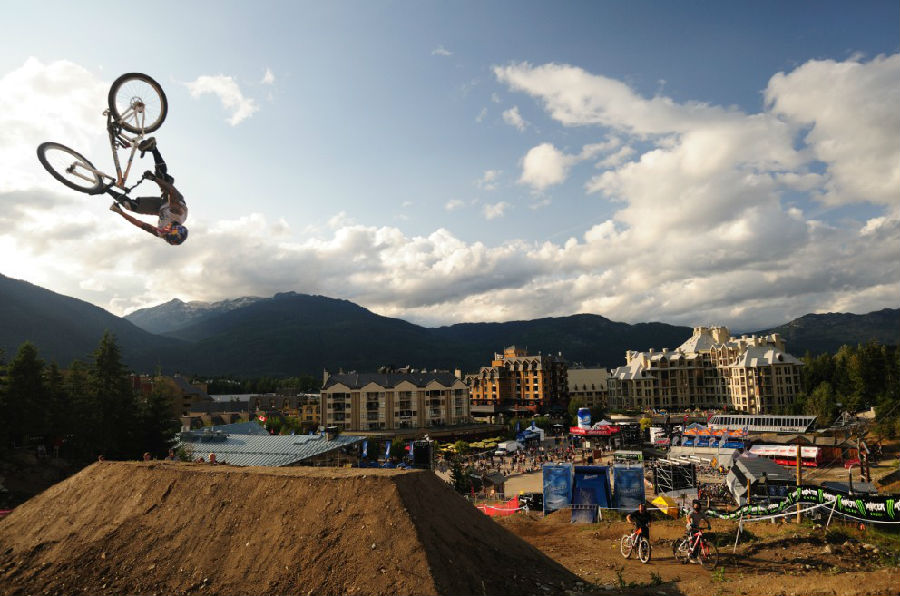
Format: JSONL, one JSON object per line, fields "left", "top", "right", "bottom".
{"left": 709, "top": 485, "right": 900, "bottom": 523}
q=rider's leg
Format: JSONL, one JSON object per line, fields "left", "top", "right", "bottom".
{"left": 149, "top": 147, "right": 174, "bottom": 184}
{"left": 109, "top": 192, "right": 163, "bottom": 216}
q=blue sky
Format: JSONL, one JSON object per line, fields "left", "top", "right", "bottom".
{"left": 1, "top": 1, "right": 898, "bottom": 332}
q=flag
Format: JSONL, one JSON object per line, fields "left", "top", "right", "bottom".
{"left": 385, "top": 440, "right": 391, "bottom": 458}
{"left": 409, "top": 441, "right": 414, "bottom": 459}
{"left": 362, "top": 440, "right": 368, "bottom": 458}
{"left": 515, "top": 421, "right": 521, "bottom": 433}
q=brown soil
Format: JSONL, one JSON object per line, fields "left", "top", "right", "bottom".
{"left": 497, "top": 511, "right": 900, "bottom": 596}
{"left": 1, "top": 462, "right": 898, "bottom": 596}
{"left": 0, "top": 462, "right": 581, "bottom": 596}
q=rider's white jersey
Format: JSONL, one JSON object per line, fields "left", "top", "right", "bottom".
{"left": 158, "top": 200, "right": 187, "bottom": 229}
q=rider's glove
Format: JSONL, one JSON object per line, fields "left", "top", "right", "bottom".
{"left": 142, "top": 170, "right": 156, "bottom": 180}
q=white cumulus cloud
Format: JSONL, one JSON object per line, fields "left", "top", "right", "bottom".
{"left": 186, "top": 75, "right": 259, "bottom": 125}
{"left": 502, "top": 106, "right": 527, "bottom": 131}
{"left": 482, "top": 201, "right": 509, "bottom": 220}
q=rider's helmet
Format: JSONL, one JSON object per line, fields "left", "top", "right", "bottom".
{"left": 692, "top": 499, "right": 702, "bottom": 509}
{"left": 162, "top": 223, "right": 188, "bottom": 245}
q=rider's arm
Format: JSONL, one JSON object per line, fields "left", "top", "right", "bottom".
{"left": 112, "top": 204, "right": 160, "bottom": 238}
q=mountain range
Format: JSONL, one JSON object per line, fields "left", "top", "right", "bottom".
{"left": 1, "top": 273, "right": 897, "bottom": 378}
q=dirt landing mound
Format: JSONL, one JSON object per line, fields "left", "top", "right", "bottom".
{"left": 0, "top": 462, "right": 580, "bottom": 596}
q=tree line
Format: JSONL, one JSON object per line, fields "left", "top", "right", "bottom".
{"left": 794, "top": 340, "right": 900, "bottom": 437}
{"left": 0, "top": 332, "right": 179, "bottom": 462}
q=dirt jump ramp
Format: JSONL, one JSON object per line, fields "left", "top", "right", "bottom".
{"left": 0, "top": 462, "right": 581, "bottom": 595}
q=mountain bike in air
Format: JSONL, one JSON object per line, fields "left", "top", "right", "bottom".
{"left": 37, "top": 73, "right": 167, "bottom": 197}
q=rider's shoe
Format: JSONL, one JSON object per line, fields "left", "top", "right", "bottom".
{"left": 138, "top": 137, "right": 156, "bottom": 156}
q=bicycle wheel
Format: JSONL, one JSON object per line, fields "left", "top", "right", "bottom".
{"left": 36, "top": 142, "right": 106, "bottom": 194}
{"left": 638, "top": 538, "right": 651, "bottom": 564}
{"left": 698, "top": 540, "right": 719, "bottom": 569}
{"left": 620, "top": 534, "right": 633, "bottom": 558}
{"left": 672, "top": 538, "right": 690, "bottom": 564}
{"left": 108, "top": 73, "right": 167, "bottom": 134}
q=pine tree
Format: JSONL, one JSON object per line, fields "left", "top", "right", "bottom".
{"left": 89, "top": 332, "right": 138, "bottom": 459}
{"left": 138, "top": 377, "right": 179, "bottom": 458}
{"left": 6, "top": 342, "right": 47, "bottom": 447}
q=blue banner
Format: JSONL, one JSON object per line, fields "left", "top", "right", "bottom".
{"left": 409, "top": 441, "right": 414, "bottom": 459}
{"left": 542, "top": 463, "right": 574, "bottom": 514}
{"left": 572, "top": 466, "right": 612, "bottom": 523}
{"left": 362, "top": 440, "right": 368, "bottom": 458}
{"left": 612, "top": 465, "right": 646, "bottom": 510}
{"left": 385, "top": 440, "right": 391, "bottom": 459}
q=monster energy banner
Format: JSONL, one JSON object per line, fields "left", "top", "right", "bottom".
{"left": 709, "top": 485, "right": 900, "bottom": 523}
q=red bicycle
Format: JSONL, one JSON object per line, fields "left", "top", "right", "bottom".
{"left": 672, "top": 526, "right": 719, "bottom": 568}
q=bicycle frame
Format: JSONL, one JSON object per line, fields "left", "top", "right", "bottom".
{"left": 63, "top": 106, "right": 150, "bottom": 192}
{"left": 688, "top": 530, "right": 709, "bottom": 555}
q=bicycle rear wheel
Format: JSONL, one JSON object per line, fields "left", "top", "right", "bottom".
{"left": 108, "top": 73, "right": 167, "bottom": 134}
{"left": 36, "top": 142, "right": 106, "bottom": 195}
{"left": 699, "top": 540, "right": 719, "bottom": 569}
{"left": 619, "top": 534, "right": 633, "bottom": 558}
{"left": 638, "top": 538, "right": 651, "bottom": 563}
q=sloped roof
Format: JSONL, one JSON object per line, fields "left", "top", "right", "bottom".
{"left": 323, "top": 371, "right": 461, "bottom": 390}
{"left": 177, "top": 432, "right": 365, "bottom": 466}
{"left": 728, "top": 345, "right": 802, "bottom": 368}
{"left": 733, "top": 455, "right": 794, "bottom": 484}
{"left": 676, "top": 330, "right": 719, "bottom": 353}
{"left": 610, "top": 356, "right": 651, "bottom": 380}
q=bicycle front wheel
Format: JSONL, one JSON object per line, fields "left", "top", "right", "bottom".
{"left": 699, "top": 540, "right": 719, "bottom": 569}
{"left": 108, "top": 73, "right": 168, "bottom": 134}
{"left": 620, "top": 534, "right": 633, "bottom": 558}
{"left": 672, "top": 538, "right": 690, "bottom": 564}
{"left": 36, "top": 142, "right": 106, "bottom": 194}
{"left": 638, "top": 538, "right": 652, "bottom": 564}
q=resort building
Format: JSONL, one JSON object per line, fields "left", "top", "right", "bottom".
{"left": 320, "top": 370, "right": 470, "bottom": 432}
{"left": 567, "top": 367, "right": 610, "bottom": 411}
{"left": 607, "top": 327, "right": 803, "bottom": 414}
{"left": 466, "top": 346, "right": 569, "bottom": 420}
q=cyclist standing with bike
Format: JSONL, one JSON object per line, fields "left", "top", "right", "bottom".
{"left": 686, "top": 499, "right": 711, "bottom": 562}
{"left": 108, "top": 137, "right": 188, "bottom": 245}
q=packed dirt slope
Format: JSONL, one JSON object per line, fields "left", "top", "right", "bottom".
{"left": 0, "top": 462, "right": 581, "bottom": 596}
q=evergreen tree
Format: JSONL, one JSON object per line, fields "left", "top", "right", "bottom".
{"left": 805, "top": 381, "right": 837, "bottom": 427}
{"left": 88, "top": 332, "right": 138, "bottom": 459}
{"left": 137, "top": 377, "right": 179, "bottom": 458}
{"left": 0, "top": 348, "right": 8, "bottom": 450}
{"left": 44, "top": 361, "right": 72, "bottom": 451}
{"left": 6, "top": 342, "right": 47, "bottom": 446}
{"left": 66, "top": 359, "right": 97, "bottom": 460}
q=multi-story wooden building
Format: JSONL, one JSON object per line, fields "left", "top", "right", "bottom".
{"left": 320, "top": 370, "right": 470, "bottom": 432}
{"left": 466, "top": 346, "right": 569, "bottom": 420}
{"left": 607, "top": 327, "right": 803, "bottom": 414}
{"left": 567, "top": 367, "right": 610, "bottom": 410}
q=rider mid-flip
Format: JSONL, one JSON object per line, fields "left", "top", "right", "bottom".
{"left": 109, "top": 137, "right": 188, "bottom": 245}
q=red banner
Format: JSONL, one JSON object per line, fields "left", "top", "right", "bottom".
{"left": 569, "top": 425, "right": 621, "bottom": 436}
